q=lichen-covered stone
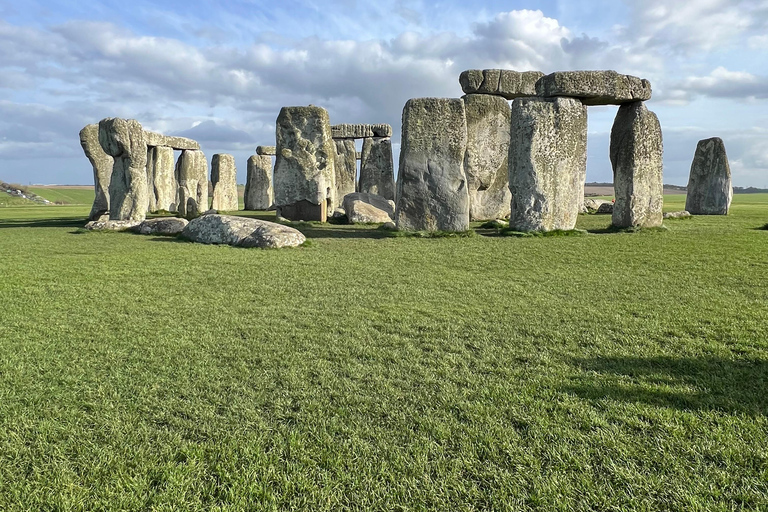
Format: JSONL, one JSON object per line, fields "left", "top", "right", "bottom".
{"left": 584, "top": 198, "right": 612, "bottom": 212}
{"left": 149, "top": 146, "right": 177, "bottom": 211}
{"left": 508, "top": 97, "right": 587, "bottom": 232}
{"left": 244, "top": 155, "right": 273, "bottom": 210}
{"left": 144, "top": 131, "right": 200, "bottom": 150}
{"left": 359, "top": 137, "right": 395, "bottom": 201}
{"left": 463, "top": 94, "right": 511, "bottom": 221}
{"left": 84, "top": 219, "right": 141, "bottom": 231}
{"left": 685, "top": 137, "right": 732, "bottom": 215}
{"left": 664, "top": 210, "right": 692, "bottom": 219}
{"left": 334, "top": 139, "right": 357, "bottom": 207}
{"left": 395, "top": 98, "right": 469, "bottom": 232}
{"left": 98, "top": 118, "right": 148, "bottom": 222}
{"left": 256, "top": 146, "right": 276, "bottom": 156}
{"left": 175, "top": 149, "right": 208, "bottom": 218}
{"left": 133, "top": 217, "right": 188, "bottom": 235}
{"left": 610, "top": 102, "right": 663, "bottom": 228}
{"left": 331, "top": 124, "right": 393, "bottom": 139}
{"left": 211, "top": 154, "right": 239, "bottom": 211}
{"left": 181, "top": 214, "right": 305, "bottom": 248}
{"left": 80, "top": 124, "right": 113, "bottom": 220}
{"left": 459, "top": 69, "right": 543, "bottom": 100}
{"left": 342, "top": 192, "right": 394, "bottom": 224}
{"left": 536, "top": 70, "right": 652, "bottom": 106}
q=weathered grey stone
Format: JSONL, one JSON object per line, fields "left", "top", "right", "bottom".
{"left": 685, "top": 137, "right": 732, "bottom": 215}
{"left": 331, "top": 123, "right": 393, "bottom": 139}
{"left": 181, "top": 214, "right": 305, "bottom": 248}
{"left": 584, "top": 198, "right": 611, "bottom": 212}
{"left": 210, "top": 154, "right": 239, "bottom": 211}
{"left": 610, "top": 102, "right": 663, "bottom": 228}
{"left": 273, "top": 106, "right": 336, "bottom": 222}
{"left": 133, "top": 217, "right": 188, "bottom": 235}
{"left": 371, "top": 124, "right": 392, "bottom": 137}
{"left": 98, "top": 118, "right": 148, "bottom": 222}
{"left": 84, "top": 219, "right": 141, "bottom": 231}
{"left": 459, "top": 69, "right": 543, "bottom": 100}
{"left": 536, "top": 71, "right": 652, "bottom": 106}
{"left": 359, "top": 137, "right": 395, "bottom": 201}
{"left": 508, "top": 97, "right": 588, "bottom": 232}
{"left": 256, "top": 145, "right": 276, "bottom": 156}
{"left": 80, "top": 124, "right": 113, "bottom": 220}
{"left": 175, "top": 149, "right": 208, "bottom": 218}
{"left": 597, "top": 202, "right": 614, "bottom": 214}
{"left": 342, "top": 192, "right": 394, "bottom": 224}
{"left": 664, "top": 210, "right": 692, "bottom": 219}
{"left": 395, "top": 98, "right": 469, "bottom": 232}
{"left": 334, "top": 139, "right": 357, "bottom": 207}
{"left": 144, "top": 131, "right": 200, "bottom": 150}
{"left": 244, "top": 155, "right": 273, "bottom": 210}
{"left": 463, "top": 94, "right": 511, "bottom": 221}
{"left": 356, "top": 152, "right": 362, "bottom": 160}
{"left": 149, "top": 146, "right": 177, "bottom": 211}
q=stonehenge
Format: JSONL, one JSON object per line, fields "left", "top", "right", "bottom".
{"left": 79, "top": 124, "right": 113, "bottom": 220}
{"left": 147, "top": 146, "right": 176, "bottom": 211}
{"left": 685, "top": 137, "right": 732, "bottom": 215}
{"left": 460, "top": 69, "right": 543, "bottom": 100}
{"left": 359, "top": 137, "right": 395, "bottom": 201}
{"left": 244, "top": 155, "right": 273, "bottom": 210}
{"left": 176, "top": 149, "right": 209, "bottom": 218}
{"left": 536, "top": 71, "right": 652, "bottom": 106}
{"left": 334, "top": 139, "right": 357, "bottom": 207}
{"left": 211, "top": 154, "right": 239, "bottom": 211}
{"left": 98, "top": 118, "right": 148, "bottom": 222}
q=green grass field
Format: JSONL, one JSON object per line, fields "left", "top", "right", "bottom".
{"left": 1, "top": 194, "right": 767, "bottom": 511}
{"left": 27, "top": 187, "right": 96, "bottom": 205}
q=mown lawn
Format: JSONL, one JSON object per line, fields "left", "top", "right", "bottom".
{"left": 28, "top": 187, "right": 96, "bottom": 205}
{"left": 0, "top": 195, "right": 766, "bottom": 511}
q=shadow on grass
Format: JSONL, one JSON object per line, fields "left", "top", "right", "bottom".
{"left": 0, "top": 217, "right": 86, "bottom": 229}
{"left": 292, "top": 225, "right": 395, "bottom": 240}
{"left": 563, "top": 356, "right": 768, "bottom": 416}
{"left": 586, "top": 225, "right": 669, "bottom": 234}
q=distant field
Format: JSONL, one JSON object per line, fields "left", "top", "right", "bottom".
{"left": 0, "top": 194, "right": 766, "bottom": 511}
{"left": 29, "top": 186, "right": 95, "bottom": 205}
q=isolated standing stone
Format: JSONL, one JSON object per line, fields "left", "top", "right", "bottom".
{"left": 175, "top": 149, "right": 208, "bottom": 218}
{"left": 508, "top": 97, "right": 587, "bottom": 232}
{"left": 463, "top": 94, "right": 512, "bottom": 220}
{"left": 359, "top": 137, "right": 395, "bottom": 201}
{"left": 211, "top": 154, "right": 239, "bottom": 211}
{"left": 334, "top": 139, "right": 357, "bottom": 207}
{"left": 80, "top": 124, "right": 113, "bottom": 220}
{"left": 244, "top": 155, "right": 273, "bottom": 210}
{"left": 610, "top": 102, "right": 663, "bottom": 228}
{"left": 685, "top": 137, "right": 732, "bottom": 215}
{"left": 98, "top": 118, "right": 148, "bottom": 222}
{"left": 395, "top": 98, "right": 469, "bottom": 232}
{"left": 536, "top": 71, "right": 652, "bottom": 106}
{"left": 151, "top": 146, "right": 177, "bottom": 211}
{"left": 273, "top": 106, "right": 336, "bottom": 221}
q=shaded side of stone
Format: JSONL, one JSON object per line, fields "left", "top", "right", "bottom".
{"left": 334, "top": 139, "right": 357, "bottom": 208}
{"left": 175, "top": 149, "right": 208, "bottom": 218}
{"left": 80, "top": 123, "right": 114, "bottom": 220}
{"left": 459, "top": 69, "right": 543, "bottom": 100}
{"left": 685, "top": 137, "right": 732, "bottom": 215}
{"left": 359, "top": 137, "right": 395, "bottom": 201}
{"left": 98, "top": 117, "right": 148, "bottom": 222}
{"left": 244, "top": 155, "right": 273, "bottom": 210}
{"left": 211, "top": 153, "right": 239, "bottom": 211}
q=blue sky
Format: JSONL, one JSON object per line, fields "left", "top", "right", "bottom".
{"left": 1, "top": 0, "right": 767, "bottom": 186}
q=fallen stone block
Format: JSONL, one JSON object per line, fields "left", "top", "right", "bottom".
{"left": 181, "top": 214, "right": 306, "bottom": 248}
{"left": 343, "top": 192, "right": 395, "bottom": 224}
{"left": 133, "top": 217, "right": 189, "bottom": 235}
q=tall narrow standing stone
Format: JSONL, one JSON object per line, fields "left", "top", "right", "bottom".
{"left": 685, "top": 137, "right": 732, "bottom": 215}
{"left": 175, "top": 149, "right": 208, "bottom": 218}
{"left": 359, "top": 137, "right": 395, "bottom": 201}
{"left": 98, "top": 118, "right": 148, "bottom": 222}
{"left": 395, "top": 98, "right": 469, "bottom": 232}
{"left": 211, "top": 154, "right": 239, "bottom": 211}
{"left": 244, "top": 155, "right": 273, "bottom": 210}
{"left": 463, "top": 94, "right": 512, "bottom": 221}
{"left": 273, "top": 106, "right": 336, "bottom": 222}
{"left": 146, "top": 146, "right": 157, "bottom": 213}
{"left": 80, "top": 124, "right": 113, "bottom": 220}
{"left": 334, "top": 139, "right": 357, "bottom": 207}
{"left": 610, "top": 102, "right": 663, "bottom": 228}
{"left": 151, "top": 146, "right": 177, "bottom": 211}
{"left": 508, "top": 97, "right": 587, "bottom": 232}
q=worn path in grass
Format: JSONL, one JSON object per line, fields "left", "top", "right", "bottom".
{"left": 0, "top": 195, "right": 766, "bottom": 511}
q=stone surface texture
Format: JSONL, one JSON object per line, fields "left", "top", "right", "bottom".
{"left": 211, "top": 154, "right": 239, "bottom": 211}
{"left": 463, "top": 94, "right": 512, "bottom": 221}
{"left": 334, "top": 139, "right": 357, "bottom": 207}
{"left": 331, "top": 124, "right": 392, "bottom": 139}
{"left": 664, "top": 210, "right": 692, "bottom": 219}
{"left": 175, "top": 149, "right": 208, "bottom": 218}
{"left": 395, "top": 98, "right": 469, "bottom": 232}
{"left": 508, "top": 97, "right": 588, "bottom": 232}
{"left": 134, "top": 217, "right": 189, "bottom": 235}
{"left": 610, "top": 102, "right": 664, "bottom": 228}
{"left": 685, "top": 137, "right": 732, "bottom": 215}
{"left": 181, "top": 214, "right": 305, "bottom": 248}
{"left": 459, "top": 69, "right": 544, "bottom": 99}
{"left": 84, "top": 219, "right": 141, "bottom": 231}
{"left": 244, "top": 155, "right": 273, "bottom": 210}
{"left": 80, "top": 123, "right": 114, "bottom": 220}
{"left": 98, "top": 118, "right": 148, "bottom": 222}
{"left": 150, "top": 146, "right": 177, "bottom": 211}
{"left": 144, "top": 131, "right": 200, "bottom": 150}
{"left": 584, "top": 198, "right": 611, "bottom": 212}
{"left": 536, "top": 70, "right": 652, "bottom": 106}
{"left": 359, "top": 137, "right": 396, "bottom": 201}
{"left": 256, "top": 145, "right": 276, "bottom": 156}
{"left": 342, "top": 192, "right": 395, "bottom": 224}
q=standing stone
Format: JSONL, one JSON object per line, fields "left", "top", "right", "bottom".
{"left": 508, "top": 97, "right": 587, "bottom": 232}
{"left": 244, "top": 155, "right": 273, "bottom": 210}
{"left": 146, "top": 146, "right": 157, "bottom": 213}
{"left": 610, "top": 102, "right": 663, "bottom": 228}
{"left": 395, "top": 98, "right": 469, "bottom": 232}
{"left": 334, "top": 139, "right": 357, "bottom": 208}
{"left": 685, "top": 137, "right": 732, "bottom": 215}
{"left": 79, "top": 124, "right": 113, "bottom": 220}
{"left": 175, "top": 149, "right": 208, "bottom": 218}
{"left": 463, "top": 94, "right": 512, "bottom": 221}
{"left": 273, "top": 106, "right": 336, "bottom": 222}
{"left": 98, "top": 118, "right": 148, "bottom": 222}
{"left": 211, "top": 154, "right": 239, "bottom": 211}
{"left": 151, "top": 146, "right": 177, "bottom": 211}
{"left": 359, "top": 137, "right": 395, "bottom": 201}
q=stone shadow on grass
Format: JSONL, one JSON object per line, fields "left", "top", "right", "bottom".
{"left": 0, "top": 217, "right": 86, "bottom": 229}
{"left": 563, "top": 356, "right": 768, "bottom": 416}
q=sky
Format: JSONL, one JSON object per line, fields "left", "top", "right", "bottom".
{"left": 0, "top": 0, "right": 767, "bottom": 187}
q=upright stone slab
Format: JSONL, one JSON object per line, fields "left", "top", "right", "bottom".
{"left": 359, "top": 137, "right": 395, "bottom": 201}
{"left": 610, "top": 102, "right": 663, "bottom": 228}
{"left": 536, "top": 71, "right": 652, "bottom": 106}
{"left": 685, "top": 137, "right": 732, "bottom": 215}
{"left": 463, "top": 94, "right": 512, "bottom": 220}
{"left": 273, "top": 106, "right": 336, "bottom": 222}
{"left": 395, "top": 98, "right": 469, "bottom": 232}
{"left": 211, "top": 154, "right": 239, "bottom": 211}
{"left": 175, "top": 149, "right": 208, "bottom": 218}
{"left": 334, "top": 139, "right": 357, "bottom": 208}
{"left": 508, "top": 97, "right": 587, "bottom": 232}
{"left": 244, "top": 155, "right": 273, "bottom": 210}
{"left": 79, "top": 124, "right": 113, "bottom": 220}
{"left": 151, "top": 146, "right": 177, "bottom": 211}
{"left": 98, "top": 118, "right": 148, "bottom": 222}
{"left": 146, "top": 147, "right": 157, "bottom": 213}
